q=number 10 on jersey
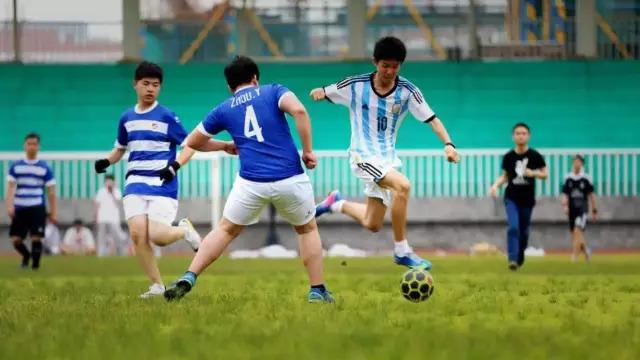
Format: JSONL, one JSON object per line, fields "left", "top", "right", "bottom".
{"left": 244, "top": 105, "right": 264, "bottom": 142}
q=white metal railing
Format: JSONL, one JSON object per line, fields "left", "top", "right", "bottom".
{"left": 1, "top": 149, "right": 639, "bottom": 203}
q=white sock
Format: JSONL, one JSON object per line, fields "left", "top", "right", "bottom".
{"left": 394, "top": 240, "right": 412, "bottom": 256}
{"left": 330, "top": 200, "right": 345, "bottom": 213}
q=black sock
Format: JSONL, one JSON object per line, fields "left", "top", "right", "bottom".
{"left": 31, "top": 241, "right": 43, "bottom": 269}
{"left": 311, "top": 284, "right": 326, "bottom": 292}
{"left": 13, "top": 242, "right": 30, "bottom": 265}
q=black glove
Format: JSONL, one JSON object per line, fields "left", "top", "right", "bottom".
{"left": 95, "top": 159, "right": 111, "bottom": 173}
{"left": 159, "top": 161, "right": 181, "bottom": 182}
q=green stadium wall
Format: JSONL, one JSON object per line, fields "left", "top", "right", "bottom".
{"left": 0, "top": 61, "right": 638, "bottom": 151}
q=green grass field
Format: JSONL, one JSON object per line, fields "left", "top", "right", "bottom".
{"left": 1, "top": 255, "right": 639, "bottom": 359}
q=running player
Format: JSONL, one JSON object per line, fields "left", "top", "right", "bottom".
{"left": 309, "top": 36, "right": 459, "bottom": 270}
{"left": 164, "top": 55, "right": 333, "bottom": 303}
{"left": 94, "top": 61, "right": 206, "bottom": 298}
{"left": 561, "top": 155, "right": 598, "bottom": 262}
{"left": 6, "top": 133, "right": 56, "bottom": 270}
{"left": 490, "top": 123, "right": 547, "bottom": 270}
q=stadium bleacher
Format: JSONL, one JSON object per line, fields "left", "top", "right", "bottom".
{"left": 1, "top": 61, "right": 638, "bottom": 151}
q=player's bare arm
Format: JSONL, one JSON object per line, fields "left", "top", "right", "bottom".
{"left": 429, "top": 117, "right": 459, "bottom": 163}
{"left": 489, "top": 171, "right": 508, "bottom": 198}
{"left": 524, "top": 167, "right": 548, "bottom": 180}
{"left": 6, "top": 179, "right": 16, "bottom": 218}
{"left": 47, "top": 185, "right": 57, "bottom": 224}
{"left": 280, "top": 92, "right": 317, "bottom": 169}
{"left": 185, "top": 130, "right": 237, "bottom": 155}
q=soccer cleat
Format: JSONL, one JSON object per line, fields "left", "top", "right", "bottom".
{"left": 308, "top": 288, "right": 335, "bottom": 304}
{"left": 315, "top": 190, "right": 342, "bottom": 218}
{"left": 140, "top": 283, "right": 166, "bottom": 299}
{"left": 179, "top": 218, "right": 201, "bottom": 252}
{"left": 164, "top": 279, "right": 193, "bottom": 302}
{"left": 394, "top": 252, "right": 432, "bottom": 270}
{"left": 508, "top": 261, "right": 518, "bottom": 271}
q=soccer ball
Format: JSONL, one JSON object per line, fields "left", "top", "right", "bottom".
{"left": 400, "top": 269, "right": 434, "bottom": 302}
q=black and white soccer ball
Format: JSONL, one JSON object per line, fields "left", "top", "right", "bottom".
{"left": 400, "top": 269, "right": 434, "bottom": 303}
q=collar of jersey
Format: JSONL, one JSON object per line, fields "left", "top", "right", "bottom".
{"left": 134, "top": 101, "right": 158, "bottom": 114}
{"left": 234, "top": 84, "right": 256, "bottom": 94}
{"left": 23, "top": 158, "right": 39, "bottom": 165}
{"left": 370, "top": 72, "right": 399, "bottom": 98}
{"left": 568, "top": 171, "right": 586, "bottom": 180}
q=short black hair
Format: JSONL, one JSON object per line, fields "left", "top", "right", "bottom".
{"left": 105, "top": 174, "right": 115, "bottom": 181}
{"left": 574, "top": 154, "right": 585, "bottom": 163}
{"left": 512, "top": 122, "right": 530, "bottom": 133}
{"left": 224, "top": 55, "right": 260, "bottom": 90}
{"left": 135, "top": 61, "right": 163, "bottom": 83}
{"left": 373, "top": 36, "right": 407, "bottom": 63}
{"left": 25, "top": 132, "right": 40, "bottom": 142}
{"left": 73, "top": 219, "right": 83, "bottom": 226}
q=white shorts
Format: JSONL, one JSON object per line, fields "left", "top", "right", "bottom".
{"left": 223, "top": 173, "right": 316, "bottom": 226}
{"left": 350, "top": 157, "right": 394, "bottom": 206}
{"left": 123, "top": 195, "right": 178, "bottom": 225}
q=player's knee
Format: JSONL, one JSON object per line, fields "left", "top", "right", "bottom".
{"left": 129, "top": 229, "right": 146, "bottom": 245}
{"left": 294, "top": 220, "right": 317, "bottom": 235}
{"left": 11, "top": 237, "right": 23, "bottom": 246}
{"left": 507, "top": 225, "right": 519, "bottom": 238}
{"left": 219, "top": 218, "right": 243, "bottom": 238}
{"left": 364, "top": 220, "right": 383, "bottom": 233}
{"left": 394, "top": 180, "right": 411, "bottom": 197}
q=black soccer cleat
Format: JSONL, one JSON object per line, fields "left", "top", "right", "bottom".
{"left": 164, "top": 279, "right": 193, "bottom": 302}
{"left": 508, "top": 261, "right": 518, "bottom": 271}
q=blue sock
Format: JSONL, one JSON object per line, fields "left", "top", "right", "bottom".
{"left": 181, "top": 271, "right": 197, "bottom": 286}
{"left": 311, "top": 284, "right": 326, "bottom": 292}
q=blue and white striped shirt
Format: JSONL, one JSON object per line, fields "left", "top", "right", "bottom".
{"left": 324, "top": 73, "right": 435, "bottom": 167}
{"left": 7, "top": 159, "right": 55, "bottom": 209}
{"left": 115, "top": 101, "right": 188, "bottom": 199}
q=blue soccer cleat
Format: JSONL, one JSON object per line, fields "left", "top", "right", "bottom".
{"left": 394, "top": 252, "right": 432, "bottom": 270}
{"left": 308, "top": 288, "right": 335, "bottom": 304}
{"left": 315, "top": 190, "right": 342, "bottom": 218}
{"left": 164, "top": 272, "right": 197, "bottom": 302}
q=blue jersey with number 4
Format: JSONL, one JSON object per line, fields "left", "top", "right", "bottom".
{"left": 198, "top": 84, "right": 304, "bottom": 182}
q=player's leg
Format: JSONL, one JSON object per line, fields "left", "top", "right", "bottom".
{"left": 164, "top": 218, "right": 245, "bottom": 301}
{"left": 145, "top": 197, "right": 201, "bottom": 251}
{"left": 127, "top": 215, "right": 163, "bottom": 290}
{"left": 575, "top": 213, "right": 590, "bottom": 261}
{"left": 504, "top": 199, "right": 521, "bottom": 270}
{"left": 568, "top": 211, "right": 580, "bottom": 261}
{"left": 272, "top": 174, "right": 333, "bottom": 302}
{"left": 28, "top": 207, "right": 46, "bottom": 270}
{"left": 516, "top": 205, "right": 533, "bottom": 267}
{"left": 10, "top": 211, "right": 30, "bottom": 268}
{"left": 377, "top": 170, "right": 431, "bottom": 269}
{"left": 165, "top": 177, "right": 266, "bottom": 301}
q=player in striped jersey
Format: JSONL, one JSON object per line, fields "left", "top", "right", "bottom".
{"left": 310, "top": 37, "right": 459, "bottom": 270}
{"left": 6, "top": 133, "right": 56, "bottom": 270}
{"left": 94, "top": 62, "right": 231, "bottom": 298}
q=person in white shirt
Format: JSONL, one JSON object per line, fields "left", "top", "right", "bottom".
{"left": 62, "top": 219, "right": 96, "bottom": 255}
{"left": 43, "top": 215, "right": 61, "bottom": 255}
{"left": 94, "top": 175, "right": 128, "bottom": 256}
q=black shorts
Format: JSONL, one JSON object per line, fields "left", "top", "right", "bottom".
{"left": 568, "top": 208, "right": 587, "bottom": 232}
{"left": 9, "top": 206, "right": 46, "bottom": 239}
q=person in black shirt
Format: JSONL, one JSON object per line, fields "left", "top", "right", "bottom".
{"left": 490, "top": 123, "right": 547, "bottom": 270}
{"left": 561, "top": 155, "right": 598, "bottom": 262}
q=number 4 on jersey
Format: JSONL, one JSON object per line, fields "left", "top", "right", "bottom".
{"left": 244, "top": 105, "right": 264, "bottom": 142}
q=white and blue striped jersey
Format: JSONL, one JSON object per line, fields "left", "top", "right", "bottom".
{"left": 115, "top": 101, "right": 188, "bottom": 199}
{"left": 324, "top": 73, "right": 435, "bottom": 166}
{"left": 7, "top": 159, "right": 55, "bottom": 209}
